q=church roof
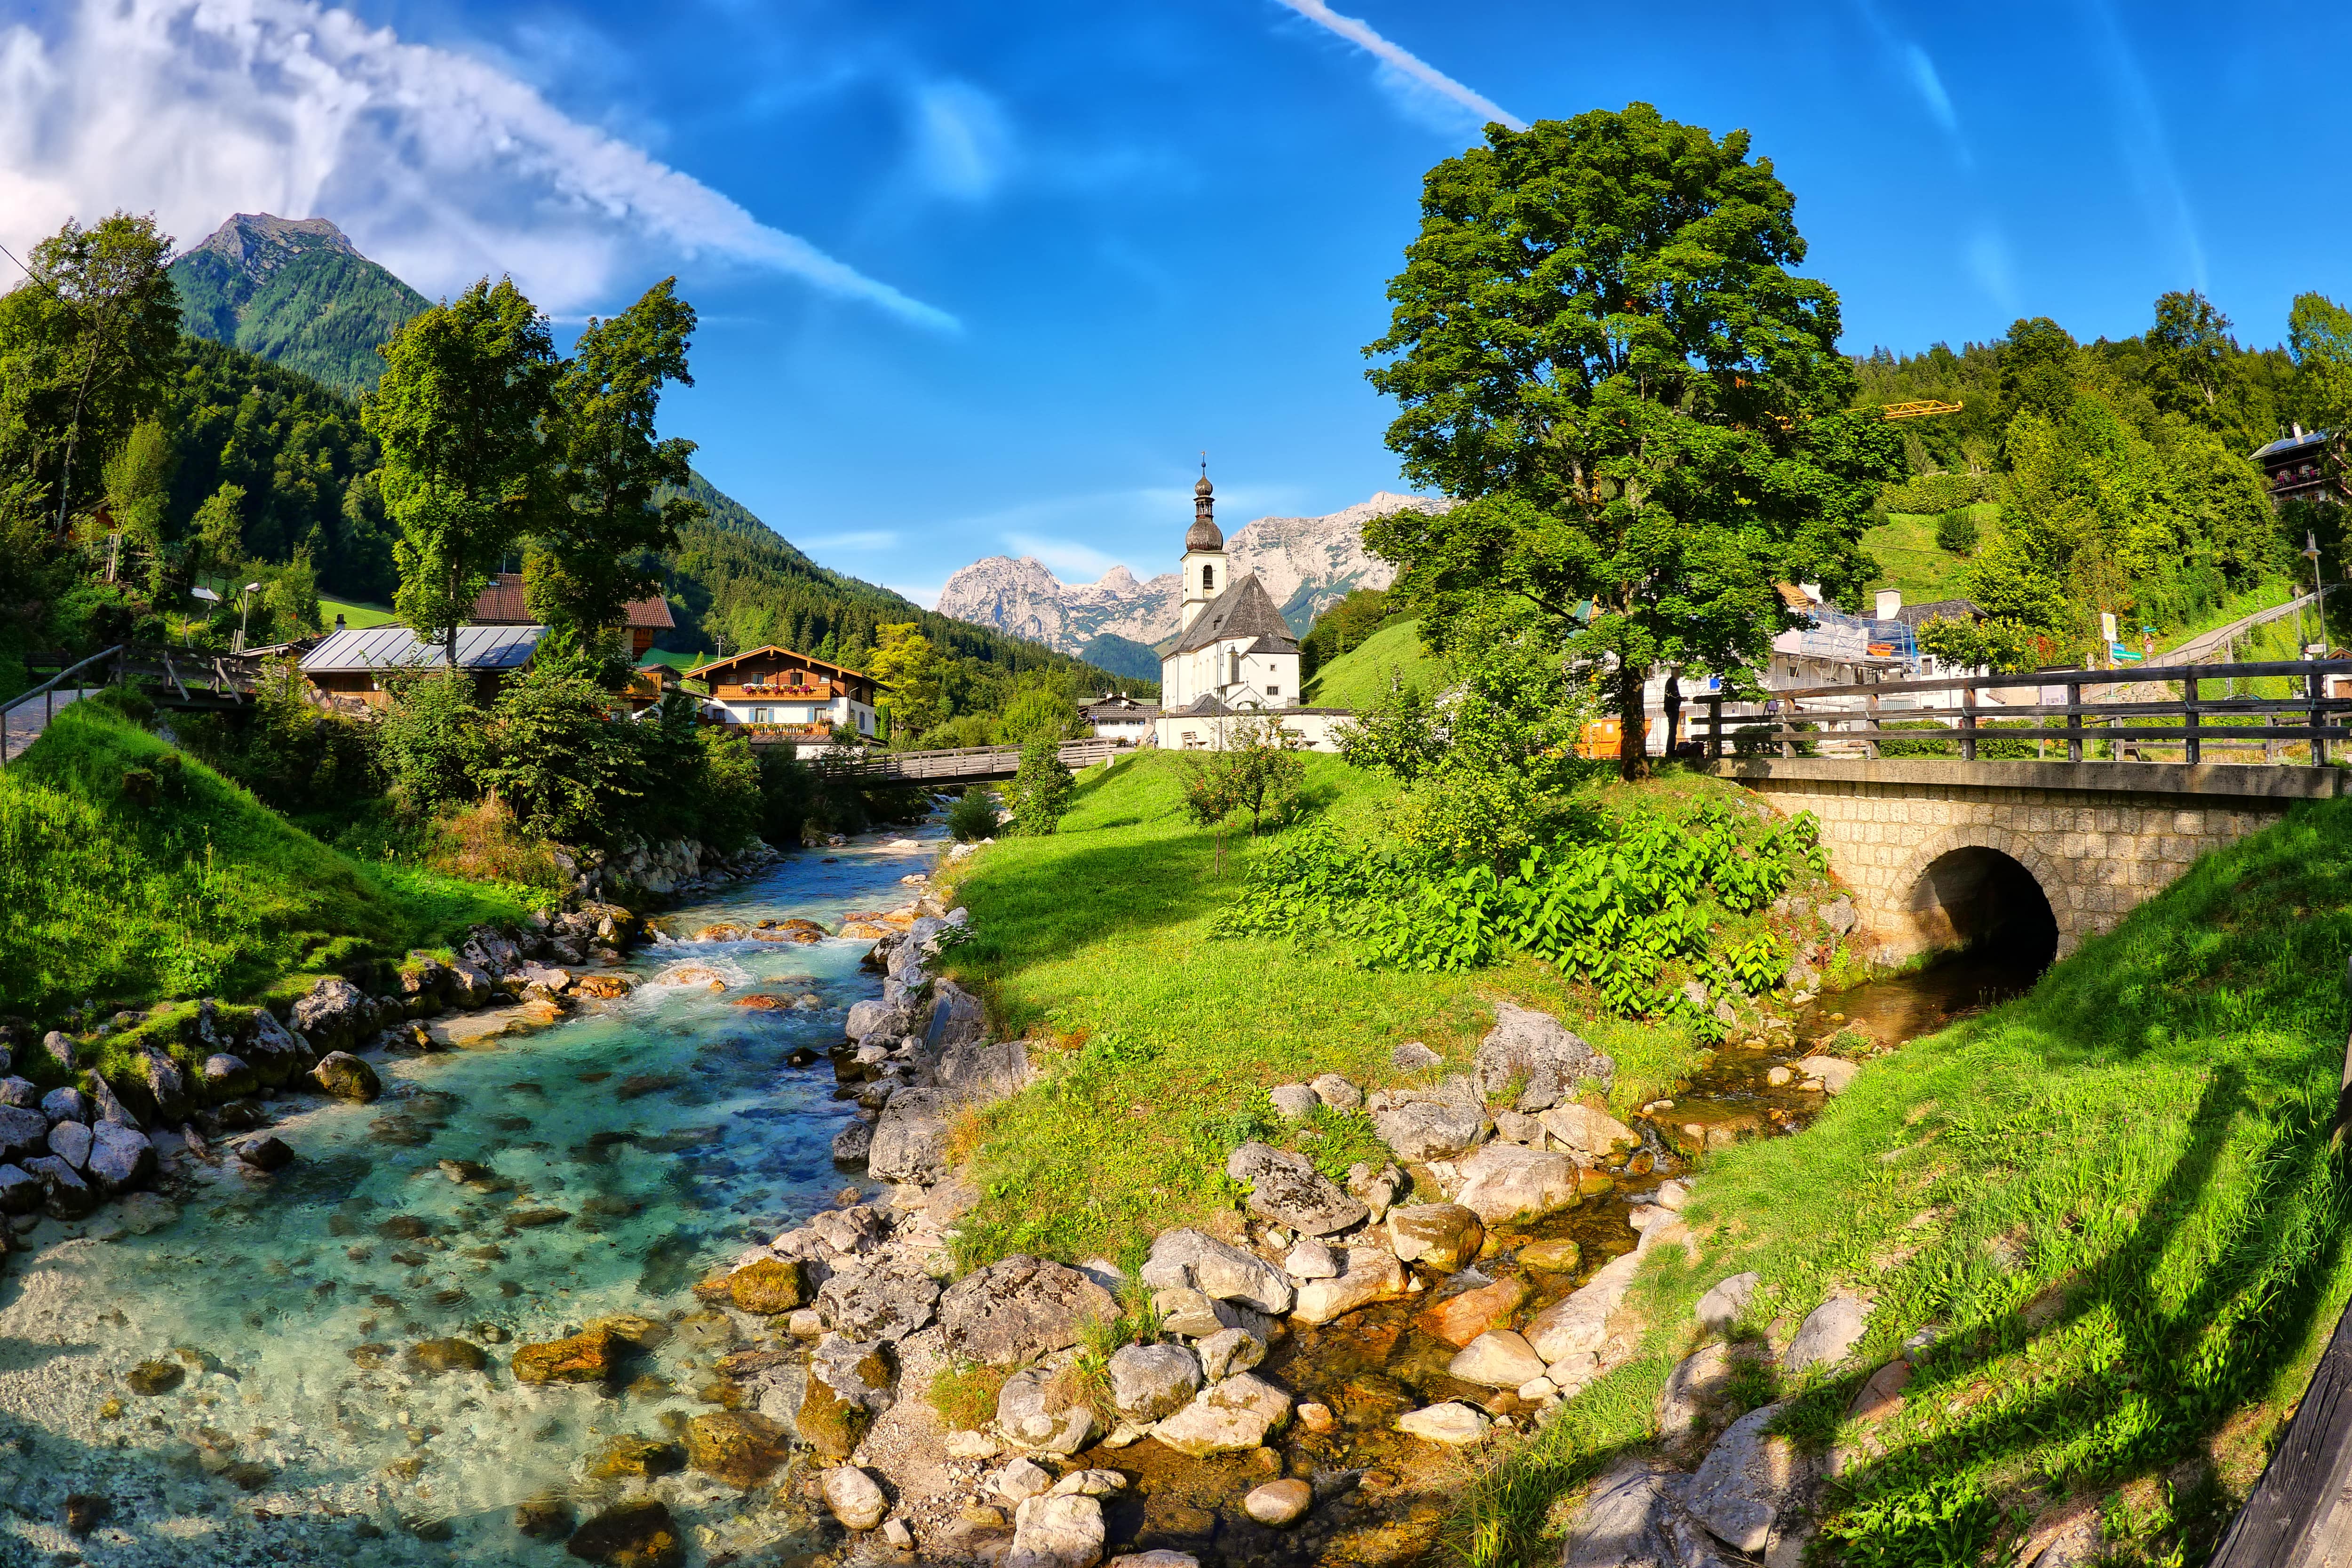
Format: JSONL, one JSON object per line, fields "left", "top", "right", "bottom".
{"left": 1173, "top": 573, "right": 1298, "bottom": 655}
{"left": 1172, "top": 693, "right": 1235, "bottom": 716}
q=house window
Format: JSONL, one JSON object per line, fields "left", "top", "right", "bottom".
{"left": 1266, "top": 684, "right": 1280, "bottom": 696}
{"left": 753, "top": 708, "right": 770, "bottom": 724}
{"left": 1201, "top": 564, "right": 1215, "bottom": 592}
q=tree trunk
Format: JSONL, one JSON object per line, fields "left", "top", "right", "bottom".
{"left": 1616, "top": 663, "right": 1648, "bottom": 782}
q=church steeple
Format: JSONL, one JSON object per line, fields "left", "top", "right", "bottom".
{"left": 1181, "top": 458, "right": 1225, "bottom": 617}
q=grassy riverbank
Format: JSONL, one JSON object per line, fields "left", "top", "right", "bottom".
{"left": 935, "top": 751, "right": 1810, "bottom": 1272}
{"left": 0, "top": 698, "right": 532, "bottom": 1023}
{"left": 1451, "top": 794, "right": 2352, "bottom": 1566}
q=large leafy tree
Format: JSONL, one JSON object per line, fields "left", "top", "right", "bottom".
{"left": 362, "top": 277, "right": 556, "bottom": 663}
{"left": 527, "top": 277, "right": 705, "bottom": 645}
{"left": 1361, "top": 103, "right": 1900, "bottom": 778}
{"left": 0, "top": 212, "right": 183, "bottom": 530}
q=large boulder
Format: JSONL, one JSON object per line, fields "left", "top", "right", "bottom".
{"left": 290, "top": 976, "right": 372, "bottom": 1054}
{"left": 25, "top": 1155, "right": 95, "bottom": 1218}
{"left": 1475, "top": 1001, "right": 1615, "bottom": 1111}
{"left": 0, "top": 1162, "right": 39, "bottom": 1214}
{"left": 0, "top": 1105, "right": 47, "bottom": 1161}
{"left": 1137, "top": 1229, "right": 1294, "bottom": 1316}
{"left": 1109, "top": 1343, "right": 1201, "bottom": 1422}
{"left": 1536, "top": 1103, "right": 1641, "bottom": 1162}
{"left": 1289, "top": 1247, "right": 1408, "bottom": 1326}
{"left": 1523, "top": 1250, "right": 1646, "bottom": 1370}
{"left": 47, "top": 1120, "right": 93, "bottom": 1170}
{"left": 815, "top": 1255, "right": 942, "bottom": 1343}
{"left": 924, "top": 980, "right": 989, "bottom": 1054}
{"left": 929, "top": 1037, "right": 1034, "bottom": 1105}
{"left": 996, "top": 1364, "right": 1098, "bottom": 1455}
{"left": 1453, "top": 1142, "right": 1582, "bottom": 1226}
{"left": 1224, "top": 1142, "right": 1367, "bottom": 1236}
{"left": 1150, "top": 1289, "right": 1272, "bottom": 1343}
{"left": 938, "top": 1255, "right": 1116, "bottom": 1366}
{"left": 1694, "top": 1272, "right": 1760, "bottom": 1333}
{"left": 1684, "top": 1400, "right": 1820, "bottom": 1556}
{"left": 311, "top": 1052, "right": 381, "bottom": 1102}
{"left": 684, "top": 1411, "right": 792, "bottom": 1489}
{"left": 1448, "top": 1330, "right": 1548, "bottom": 1389}
{"left": 85, "top": 1123, "right": 154, "bottom": 1195}
{"left": 40, "top": 1087, "right": 87, "bottom": 1125}
{"left": 1149, "top": 1372, "right": 1292, "bottom": 1457}
{"left": 242, "top": 1008, "right": 313, "bottom": 1084}
{"left": 728, "top": 1258, "right": 808, "bottom": 1314}
{"left": 82, "top": 1073, "right": 138, "bottom": 1129}
{"left": 1008, "top": 1492, "right": 1106, "bottom": 1568}
{"left": 1386, "top": 1204, "right": 1485, "bottom": 1272}
{"left": 201, "top": 1054, "right": 256, "bottom": 1100}
{"left": 1784, "top": 1295, "right": 1872, "bottom": 1373}
{"left": 1558, "top": 1458, "right": 1711, "bottom": 1568}
{"left": 801, "top": 1337, "right": 896, "bottom": 1458}
{"left": 132, "top": 1051, "right": 188, "bottom": 1124}
{"left": 1370, "top": 1096, "right": 1489, "bottom": 1162}
{"left": 866, "top": 1089, "right": 955, "bottom": 1186}
{"left": 844, "top": 999, "right": 905, "bottom": 1044}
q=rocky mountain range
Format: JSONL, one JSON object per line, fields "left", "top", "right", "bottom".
{"left": 170, "top": 214, "right": 431, "bottom": 396}
{"left": 935, "top": 492, "right": 1450, "bottom": 671}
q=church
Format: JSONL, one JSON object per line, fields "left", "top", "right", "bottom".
{"left": 1152, "top": 470, "right": 1352, "bottom": 751}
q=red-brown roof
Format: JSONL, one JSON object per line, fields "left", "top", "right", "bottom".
{"left": 469, "top": 573, "right": 673, "bottom": 630}
{"left": 683, "top": 644, "right": 879, "bottom": 686}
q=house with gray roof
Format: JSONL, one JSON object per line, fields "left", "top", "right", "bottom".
{"left": 299, "top": 623, "right": 547, "bottom": 708}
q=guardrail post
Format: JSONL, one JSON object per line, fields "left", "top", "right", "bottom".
{"left": 2185, "top": 693, "right": 2201, "bottom": 765}
{"left": 1960, "top": 687, "right": 1977, "bottom": 763}
{"left": 2313, "top": 682, "right": 2328, "bottom": 767}
{"left": 1865, "top": 691, "right": 1880, "bottom": 760}
{"left": 1706, "top": 697, "right": 1722, "bottom": 762}
{"left": 1778, "top": 700, "right": 1794, "bottom": 760}
{"left": 2067, "top": 677, "right": 2084, "bottom": 764}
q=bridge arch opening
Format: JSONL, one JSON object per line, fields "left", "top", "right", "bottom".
{"left": 1909, "top": 845, "right": 2059, "bottom": 972}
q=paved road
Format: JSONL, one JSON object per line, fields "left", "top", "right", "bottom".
{"left": 2113, "top": 592, "right": 2320, "bottom": 701}
{"left": 0, "top": 686, "right": 98, "bottom": 764}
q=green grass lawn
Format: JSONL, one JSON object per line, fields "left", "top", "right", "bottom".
{"left": 318, "top": 596, "right": 399, "bottom": 629}
{"left": 1449, "top": 794, "right": 2352, "bottom": 1566}
{"left": 937, "top": 752, "right": 1759, "bottom": 1272}
{"left": 0, "top": 699, "right": 532, "bottom": 1026}
{"left": 1303, "top": 616, "right": 1444, "bottom": 709}
{"left": 1863, "top": 509, "right": 1985, "bottom": 606}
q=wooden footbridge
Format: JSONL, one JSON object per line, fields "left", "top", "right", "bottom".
{"left": 746, "top": 735, "right": 1127, "bottom": 785}
{"left": 1, "top": 643, "right": 272, "bottom": 764}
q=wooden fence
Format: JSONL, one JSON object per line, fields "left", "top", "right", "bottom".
{"left": 1698, "top": 659, "right": 2352, "bottom": 766}
{"left": 754, "top": 736, "right": 1128, "bottom": 784}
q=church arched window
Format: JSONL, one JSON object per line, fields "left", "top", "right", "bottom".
{"left": 1201, "top": 564, "right": 1215, "bottom": 592}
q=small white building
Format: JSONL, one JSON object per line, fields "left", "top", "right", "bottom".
{"left": 1080, "top": 692, "right": 1159, "bottom": 743}
{"left": 683, "top": 645, "right": 881, "bottom": 739}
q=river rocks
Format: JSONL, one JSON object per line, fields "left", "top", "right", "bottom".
{"left": 1449, "top": 1329, "right": 1548, "bottom": 1388}
{"left": 802, "top": 1337, "right": 896, "bottom": 1458}
{"left": 1150, "top": 1372, "right": 1292, "bottom": 1457}
{"left": 0, "top": 1076, "right": 33, "bottom": 1108}
{"left": 1558, "top": 1458, "right": 1712, "bottom": 1568}
{"left": 1225, "top": 1142, "right": 1367, "bottom": 1235}
{"left": 243, "top": 1008, "right": 312, "bottom": 1082}
{"left": 566, "top": 1499, "right": 683, "bottom": 1568}
{"left": 1477, "top": 1001, "right": 1616, "bottom": 1110}
{"left": 0, "top": 1163, "right": 39, "bottom": 1213}
{"left": 1657, "top": 1342, "right": 1762, "bottom": 1445}
{"left": 588, "top": 1437, "right": 685, "bottom": 1480}
{"left": 1848, "top": 1359, "right": 1912, "bottom": 1425}
{"left": 1524, "top": 1249, "right": 1646, "bottom": 1370}
{"left": 1695, "top": 1272, "right": 1761, "bottom": 1332}
{"left": 1415, "top": 1275, "right": 1528, "bottom": 1347}
{"left": 85, "top": 1123, "right": 153, "bottom": 1195}
{"left": 46, "top": 1120, "right": 92, "bottom": 1170}
{"left": 1291, "top": 1246, "right": 1408, "bottom": 1325}
{"left": 1282, "top": 1238, "right": 1338, "bottom": 1279}
{"left": 824, "top": 1465, "right": 889, "bottom": 1531}
{"left": 119, "top": 1051, "right": 187, "bottom": 1125}
{"left": 126, "top": 1359, "right": 185, "bottom": 1395}
{"left": 939, "top": 1255, "right": 1116, "bottom": 1366}
{"left": 1520, "top": 1238, "right": 1582, "bottom": 1272}
{"left": 511, "top": 1326, "right": 619, "bottom": 1386}
{"left": 1785, "top": 1295, "right": 1872, "bottom": 1372}
{"left": 311, "top": 1052, "right": 381, "bottom": 1102}
{"left": 832, "top": 1118, "right": 874, "bottom": 1163}
{"left": 993, "top": 1456, "right": 1055, "bottom": 1503}
{"left": 203, "top": 1054, "right": 256, "bottom": 1099}
{"left": 1139, "top": 1229, "right": 1295, "bottom": 1316}
{"left": 1244, "top": 1478, "right": 1312, "bottom": 1527}
{"left": 1196, "top": 1326, "right": 1265, "bottom": 1382}
{"left": 1391, "top": 1041, "right": 1443, "bottom": 1073}
{"left": 1008, "top": 1492, "right": 1106, "bottom": 1568}
{"left": 290, "top": 976, "right": 372, "bottom": 1054}
{"left": 930, "top": 1036, "right": 1036, "bottom": 1104}
{"left": 445, "top": 963, "right": 493, "bottom": 1008}
{"left": 41, "top": 1087, "right": 87, "bottom": 1125}
{"left": 1454, "top": 1142, "right": 1581, "bottom": 1225}
{"left": 1310, "top": 1073, "right": 1363, "bottom": 1111}
{"left": 0, "top": 1105, "right": 45, "bottom": 1161}
{"left": 727, "top": 1258, "right": 808, "bottom": 1315}
{"left": 844, "top": 999, "right": 905, "bottom": 1043}
{"left": 924, "top": 980, "right": 989, "bottom": 1054}
{"left": 83, "top": 1073, "right": 136, "bottom": 1128}
{"left": 1345, "top": 1161, "right": 1404, "bottom": 1222}
{"left": 867, "top": 1088, "right": 955, "bottom": 1185}
{"left": 817, "top": 1254, "right": 942, "bottom": 1342}
{"left": 1370, "top": 1095, "right": 1488, "bottom": 1162}
{"left": 685, "top": 1410, "right": 792, "bottom": 1488}
{"left": 1108, "top": 1343, "right": 1201, "bottom": 1421}
{"left": 1396, "top": 1402, "right": 1489, "bottom": 1445}
{"left": 997, "top": 1365, "right": 1098, "bottom": 1455}
{"left": 234, "top": 1135, "right": 294, "bottom": 1172}
{"left": 1151, "top": 1289, "right": 1269, "bottom": 1342}
{"left": 404, "top": 1338, "right": 488, "bottom": 1375}
{"left": 25, "top": 1156, "right": 93, "bottom": 1217}
{"left": 1797, "top": 1056, "right": 1861, "bottom": 1095}
{"left": 1269, "top": 1083, "right": 1319, "bottom": 1121}
{"left": 1685, "top": 1400, "right": 1819, "bottom": 1556}
{"left": 1537, "top": 1103, "right": 1641, "bottom": 1161}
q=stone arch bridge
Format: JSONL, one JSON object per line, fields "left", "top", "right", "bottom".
{"left": 1706, "top": 758, "right": 2344, "bottom": 962}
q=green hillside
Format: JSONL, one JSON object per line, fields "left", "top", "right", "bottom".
{"left": 1860, "top": 507, "right": 1983, "bottom": 606}
{"left": 1303, "top": 615, "right": 1441, "bottom": 708}
{"left": 1078, "top": 633, "right": 1160, "bottom": 681}
{"left": 169, "top": 214, "right": 429, "bottom": 396}
{"left": 0, "top": 697, "right": 525, "bottom": 1020}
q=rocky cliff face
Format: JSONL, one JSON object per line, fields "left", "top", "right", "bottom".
{"left": 935, "top": 492, "right": 1449, "bottom": 656}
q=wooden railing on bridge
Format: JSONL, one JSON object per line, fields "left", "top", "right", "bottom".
{"left": 755, "top": 735, "right": 1128, "bottom": 783}
{"left": 1698, "top": 658, "right": 2352, "bottom": 767}
{"left": 1, "top": 643, "right": 278, "bottom": 766}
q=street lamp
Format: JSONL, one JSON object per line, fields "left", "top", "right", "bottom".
{"left": 235, "top": 581, "right": 263, "bottom": 652}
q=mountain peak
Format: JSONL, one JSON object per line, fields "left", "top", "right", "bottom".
{"left": 188, "top": 213, "right": 360, "bottom": 269}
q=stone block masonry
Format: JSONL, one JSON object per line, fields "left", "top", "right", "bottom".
{"left": 1706, "top": 758, "right": 2342, "bottom": 960}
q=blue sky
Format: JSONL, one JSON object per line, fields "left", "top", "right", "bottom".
{"left": 0, "top": 0, "right": 2341, "bottom": 606}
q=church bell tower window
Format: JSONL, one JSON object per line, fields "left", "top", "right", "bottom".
{"left": 1201, "top": 564, "right": 1214, "bottom": 593}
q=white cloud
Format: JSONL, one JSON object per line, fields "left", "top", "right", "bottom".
{"left": 1269, "top": 0, "right": 1526, "bottom": 132}
{"left": 910, "top": 80, "right": 1012, "bottom": 203}
{"left": 1967, "top": 228, "right": 2018, "bottom": 312}
{"left": 2082, "top": 0, "right": 2207, "bottom": 293}
{"left": 0, "top": 0, "right": 955, "bottom": 327}
{"left": 1901, "top": 46, "right": 1961, "bottom": 141}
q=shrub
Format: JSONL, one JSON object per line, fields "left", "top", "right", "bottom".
{"left": 1005, "top": 737, "right": 1074, "bottom": 836}
{"left": 946, "top": 788, "right": 1002, "bottom": 842}
{"left": 477, "top": 661, "right": 640, "bottom": 842}
{"left": 376, "top": 670, "right": 485, "bottom": 816}
{"left": 1933, "top": 507, "right": 1981, "bottom": 555}
{"left": 1881, "top": 471, "right": 2000, "bottom": 513}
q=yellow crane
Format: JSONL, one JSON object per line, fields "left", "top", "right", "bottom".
{"left": 1881, "top": 399, "right": 1965, "bottom": 420}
